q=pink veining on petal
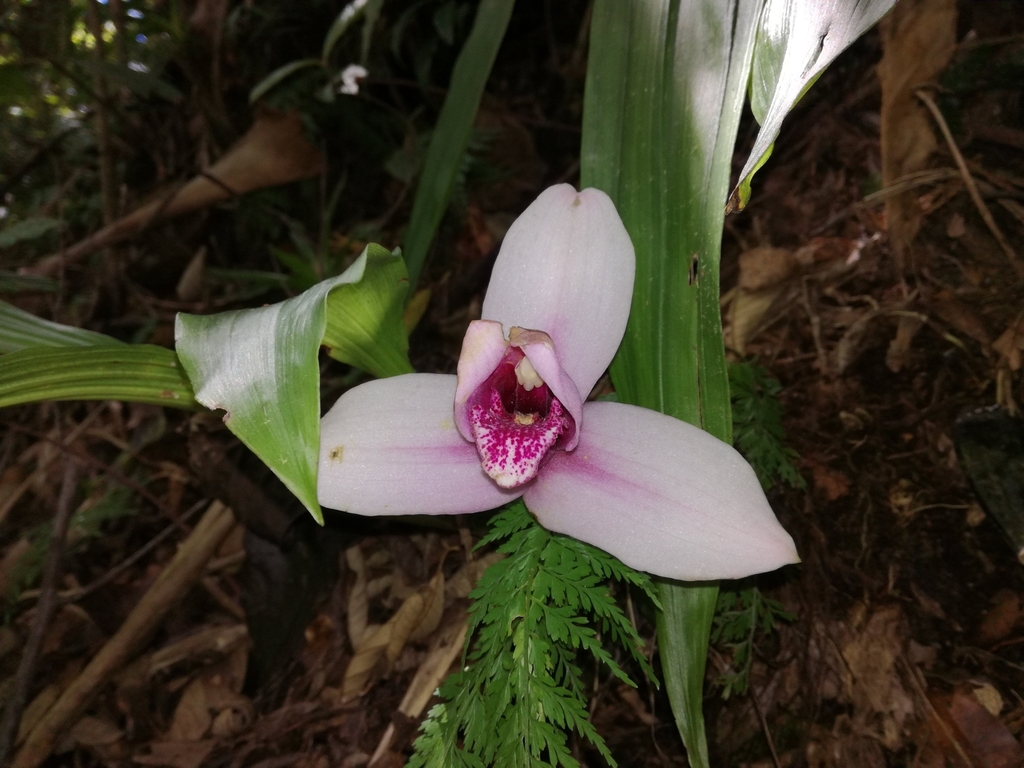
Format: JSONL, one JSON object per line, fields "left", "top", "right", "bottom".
{"left": 470, "top": 390, "right": 566, "bottom": 488}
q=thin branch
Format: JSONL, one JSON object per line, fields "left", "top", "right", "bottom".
{"left": 0, "top": 462, "right": 79, "bottom": 763}
{"left": 916, "top": 88, "right": 1023, "bottom": 278}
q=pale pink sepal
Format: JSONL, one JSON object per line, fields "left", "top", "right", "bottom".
{"left": 481, "top": 185, "right": 635, "bottom": 400}
{"left": 318, "top": 374, "right": 519, "bottom": 516}
{"left": 523, "top": 402, "right": 800, "bottom": 580}
{"left": 511, "top": 328, "right": 583, "bottom": 450}
{"left": 454, "top": 320, "right": 509, "bottom": 441}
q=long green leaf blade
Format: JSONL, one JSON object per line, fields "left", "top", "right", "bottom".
{"left": 581, "top": 1, "right": 762, "bottom": 764}
{"left": 401, "top": 0, "right": 516, "bottom": 288}
{"left": 0, "top": 300, "right": 124, "bottom": 353}
{"left": 0, "top": 345, "right": 197, "bottom": 409}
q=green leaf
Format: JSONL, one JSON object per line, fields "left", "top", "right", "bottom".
{"left": 409, "top": 502, "right": 654, "bottom": 767}
{"left": 0, "top": 217, "right": 62, "bottom": 249}
{"left": 174, "top": 244, "right": 412, "bottom": 525}
{"left": 0, "top": 345, "right": 197, "bottom": 410}
{"left": 401, "top": 0, "right": 516, "bottom": 288}
{"left": 0, "top": 272, "right": 59, "bottom": 294}
{"left": 581, "top": 1, "right": 763, "bottom": 764}
{"left": 322, "top": 0, "right": 369, "bottom": 63}
{"left": 730, "top": 0, "right": 896, "bottom": 210}
{"left": 322, "top": 246, "right": 413, "bottom": 378}
{"left": 0, "top": 300, "right": 124, "bottom": 353}
{"left": 76, "top": 59, "right": 182, "bottom": 102}
{"left": 0, "top": 64, "right": 35, "bottom": 106}
{"left": 249, "top": 58, "right": 323, "bottom": 104}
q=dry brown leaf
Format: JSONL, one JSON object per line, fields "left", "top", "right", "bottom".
{"left": 877, "top": 0, "right": 957, "bottom": 268}
{"left": 166, "top": 672, "right": 254, "bottom": 741}
{"left": 972, "top": 684, "right": 1004, "bottom": 718}
{"left": 346, "top": 545, "right": 371, "bottom": 651}
{"left": 930, "top": 688, "right": 1024, "bottom": 768}
{"left": 134, "top": 740, "right": 215, "bottom": 768}
{"left": 29, "top": 110, "right": 323, "bottom": 277}
{"left": 67, "top": 715, "right": 123, "bottom": 747}
{"left": 839, "top": 604, "right": 915, "bottom": 750}
{"left": 976, "top": 590, "right": 1024, "bottom": 646}
{"left": 726, "top": 285, "right": 788, "bottom": 355}
{"left": 738, "top": 247, "right": 798, "bottom": 291}
{"left": 886, "top": 313, "right": 925, "bottom": 372}
{"left": 0, "top": 537, "right": 32, "bottom": 598}
{"left": 929, "top": 296, "right": 992, "bottom": 346}
{"left": 147, "top": 623, "right": 248, "bottom": 678}
{"left": 445, "top": 552, "right": 504, "bottom": 601}
{"left": 807, "top": 460, "right": 850, "bottom": 501}
{"left": 342, "top": 570, "right": 445, "bottom": 702}
{"left": 833, "top": 310, "right": 878, "bottom": 374}
{"left": 389, "top": 570, "right": 445, "bottom": 655}
{"left": 166, "top": 679, "right": 213, "bottom": 742}
{"left": 993, "top": 317, "right": 1024, "bottom": 371}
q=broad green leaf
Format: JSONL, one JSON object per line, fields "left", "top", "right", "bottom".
{"left": 0, "top": 345, "right": 197, "bottom": 410}
{"left": 401, "top": 0, "right": 516, "bottom": 288}
{"left": 581, "top": 0, "right": 763, "bottom": 764}
{"left": 174, "top": 244, "right": 412, "bottom": 525}
{"left": 730, "top": 0, "right": 896, "bottom": 210}
{"left": 0, "top": 300, "right": 124, "bottom": 353}
{"left": 249, "top": 58, "right": 322, "bottom": 104}
{"left": 322, "top": 249, "right": 413, "bottom": 378}
{"left": 0, "top": 217, "right": 62, "bottom": 249}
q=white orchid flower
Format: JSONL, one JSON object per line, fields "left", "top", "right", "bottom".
{"left": 318, "top": 185, "right": 798, "bottom": 580}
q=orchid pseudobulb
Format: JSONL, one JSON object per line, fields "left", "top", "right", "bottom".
{"left": 317, "top": 185, "right": 798, "bottom": 580}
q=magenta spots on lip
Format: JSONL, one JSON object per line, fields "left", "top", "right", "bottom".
{"left": 465, "top": 346, "right": 574, "bottom": 488}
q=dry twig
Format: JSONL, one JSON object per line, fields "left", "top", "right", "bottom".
{"left": 0, "top": 462, "right": 79, "bottom": 764}
{"left": 11, "top": 501, "right": 237, "bottom": 768}
{"left": 916, "top": 88, "right": 1023, "bottom": 278}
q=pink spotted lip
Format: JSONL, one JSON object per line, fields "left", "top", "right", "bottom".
{"left": 464, "top": 345, "right": 574, "bottom": 488}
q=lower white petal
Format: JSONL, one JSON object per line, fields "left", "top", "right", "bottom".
{"left": 318, "top": 374, "right": 519, "bottom": 516}
{"left": 523, "top": 401, "right": 799, "bottom": 580}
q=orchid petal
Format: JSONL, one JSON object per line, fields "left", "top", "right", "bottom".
{"left": 481, "top": 184, "right": 635, "bottom": 399}
{"left": 511, "top": 328, "right": 583, "bottom": 450}
{"left": 454, "top": 319, "right": 509, "bottom": 441}
{"left": 523, "top": 402, "right": 799, "bottom": 580}
{"left": 318, "top": 373, "right": 519, "bottom": 516}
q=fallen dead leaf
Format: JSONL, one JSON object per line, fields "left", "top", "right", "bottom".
{"left": 930, "top": 687, "right": 1024, "bottom": 768}
{"left": 67, "top": 715, "right": 123, "bottom": 747}
{"left": 877, "top": 0, "right": 957, "bottom": 268}
{"left": 839, "top": 604, "right": 915, "bottom": 750}
{"left": 973, "top": 683, "right": 1004, "bottom": 718}
{"left": 29, "top": 109, "right": 323, "bottom": 277}
{"left": 993, "top": 316, "right": 1024, "bottom": 371}
{"left": 738, "top": 247, "right": 798, "bottom": 292}
{"left": 806, "top": 459, "right": 850, "bottom": 501}
{"left": 165, "top": 668, "right": 254, "bottom": 741}
{"left": 886, "top": 313, "right": 925, "bottom": 372}
{"left": 976, "top": 590, "right": 1024, "bottom": 646}
{"left": 342, "top": 570, "right": 445, "bottom": 702}
{"left": 134, "top": 739, "right": 215, "bottom": 768}
{"left": 929, "top": 295, "right": 992, "bottom": 346}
